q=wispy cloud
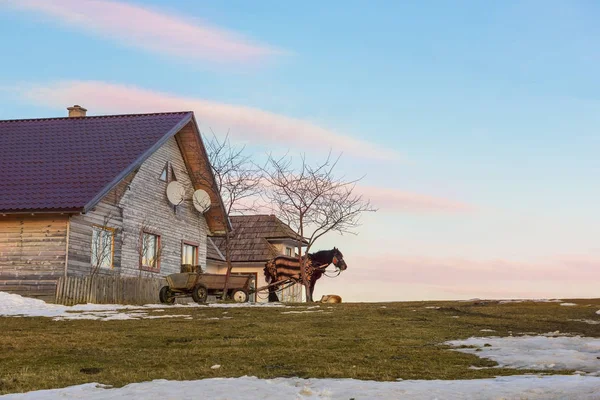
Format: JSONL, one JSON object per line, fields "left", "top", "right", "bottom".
{"left": 356, "top": 185, "right": 473, "bottom": 213}
{"left": 3, "top": 0, "right": 282, "bottom": 65}
{"left": 18, "top": 80, "right": 399, "bottom": 160}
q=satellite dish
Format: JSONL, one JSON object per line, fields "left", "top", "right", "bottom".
{"left": 193, "top": 189, "right": 211, "bottom": 213}
{"left": 166, "top": 181, "right": 185, "bottom": 205}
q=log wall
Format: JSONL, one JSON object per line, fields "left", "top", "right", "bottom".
{"left": 0, "top": 215, "right": 68, "bottom": 298}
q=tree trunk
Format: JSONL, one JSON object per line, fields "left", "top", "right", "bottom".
{"left": 299, "top": 216, "right": 310, "bottom": 302}
{"left": 222, "top": 229, "right": 233, "bottom": 300}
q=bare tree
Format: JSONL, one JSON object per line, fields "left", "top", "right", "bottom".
{"left": 200, "top": 132, "right": 263, "bottom": 298}
{"left": 262, "top": 152, "right": 376, "bottom": 301}
{"left": 90, "top": 214, "right": 117, "bottom": 276}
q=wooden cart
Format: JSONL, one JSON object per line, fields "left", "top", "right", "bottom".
{"left": 159, "top": 268, "right": 252, "bottom": 304}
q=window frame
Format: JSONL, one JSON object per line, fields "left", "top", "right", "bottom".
{"left": 91, "top": 225, "right": 115, "bottom": 270}
{"left": 285, "top": 247, "right": 293, "bottom": 257}
{"left": 140, "top": 231, "right": 161, "bottom": 272}
{"left": 181, "top": 240, "right": 199, "bottom": 266}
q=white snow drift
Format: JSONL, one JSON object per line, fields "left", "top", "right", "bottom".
{"left": 1, "top": 375, "right": 600, "bottom": 400}
{"left": 447, "top": 334, "right": 600, "bottom": 374}
{"left": 0, "top": 291, "right": 283, "bottom": 321}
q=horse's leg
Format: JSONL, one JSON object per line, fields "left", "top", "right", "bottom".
{"left": 306, "top": 271, "right": 322, "bottom": 303}
{"left": 307, "top": 279, "right": 316, "bottom": 303}
{"left": 268, "top": 280, "right": 280, "bottom": 302}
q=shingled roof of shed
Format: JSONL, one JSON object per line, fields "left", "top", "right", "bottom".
{"left": 206, "top": 237, "right": 225, "bottom": 262}
{"left": 209, "top": 215, "right": 306, "bottom": 263}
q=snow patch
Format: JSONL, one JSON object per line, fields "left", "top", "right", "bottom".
{"left": 569, "top": 319, "right": 600, "bottom": 325}
{"left": 447, "top": 335, "right": 600, "bottom": 373}
{"left": 0, "top": 291, "right": 282, "bottom": 321}
{"left": 560, "top": 303, "right": 577, "bottom": 306}
{"left": 498, "top": 299, "right": 562, "bottom": 304}
{"left": 281, "top": 310, "right": 326, "bottom": 314}
{"left": 2, "top": 375, "right": 600, "bottom": 399}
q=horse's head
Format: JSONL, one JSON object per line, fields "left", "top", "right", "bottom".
{"left": 332, "top": 247, "right": 347, "bottom": 271}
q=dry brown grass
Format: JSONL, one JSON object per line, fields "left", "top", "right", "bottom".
{"left": 1, "top": 298, "right": 599, "bottom": 394}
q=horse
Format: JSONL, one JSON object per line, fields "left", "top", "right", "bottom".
{"left": 320, "top": 294, "right": 342, "bottom": 303}
{"left": 263, "top": 247, "right": 347, "bottom": 302}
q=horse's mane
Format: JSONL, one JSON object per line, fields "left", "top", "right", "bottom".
{"left": 308, "top": 249, "right": 334, "bottom": 259}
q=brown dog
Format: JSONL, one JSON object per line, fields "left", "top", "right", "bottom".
{"left": 320, "top": 295, "right": 342, "bottom": 304}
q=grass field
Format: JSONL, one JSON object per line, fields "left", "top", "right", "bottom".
{"left": 1, "top": 299, "right": 599, "bottom": 395}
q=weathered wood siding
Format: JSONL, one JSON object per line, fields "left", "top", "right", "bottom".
{"left": 65, "top": 170, "right": 134, "bottom": 277}
{"left": 119, "top": 136, "right": 209, "bottom": 276}
{"left": 67, "top": 199, "right": 124, "bottom": 277}
{"left": 0, "top": 215, "right": 68, "bottom": 298}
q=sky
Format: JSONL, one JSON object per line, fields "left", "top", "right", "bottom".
{"left": 0, "top": 0, "right": 599, "bottom": 301}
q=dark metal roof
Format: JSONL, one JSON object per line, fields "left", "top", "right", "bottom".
{"left": 209, "top": 215, "right": 306, "bottom": 262}
{"left": 0, "top": 112, "right": 193, "bottom": 213}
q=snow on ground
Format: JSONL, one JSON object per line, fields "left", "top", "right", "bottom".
{"left": 560, "top": 302, "right": 577, "bottom": 306}
{"left": 281, "top": 310, "right": 329, "bottom": 314}
{"left": 569, "top": 319, "right": 600, "bottom": 325}
{"left": 447, "top": 335, "right": 600, "bottom": 374}
{"left": 2, "top": 375, "right": 600, "bottom": 400}
{"left": 498, "top": 299, "right": 563, "bottom": 304}
{"left": 0, "top": 291, "right": 284, "bottom": 321}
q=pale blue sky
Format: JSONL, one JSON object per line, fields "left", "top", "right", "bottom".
{"left": 1, "top": 0, "right": 598, "bottom": 300}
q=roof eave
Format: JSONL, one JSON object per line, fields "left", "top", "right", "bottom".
{"left": 189, "top": 114, "right": 233, "bottom": 233}
{"left": 0, "top": 208, "right": 82, "bottom": 215}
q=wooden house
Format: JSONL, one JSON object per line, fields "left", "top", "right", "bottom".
{"left": 206, "top": 214, "right": 306, "bottom": 302}
{"left": 0, "top": 106, "right": 228, "bottom": 300}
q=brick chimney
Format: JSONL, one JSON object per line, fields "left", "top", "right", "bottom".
{"left": 67, "top": 105, "right": 87, "bottom": 118}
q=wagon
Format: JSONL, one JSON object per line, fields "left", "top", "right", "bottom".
{"left": 159, "top": 266, "right": 252, "bottom": 304}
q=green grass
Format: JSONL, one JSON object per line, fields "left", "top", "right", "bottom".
{"left": 1, "top": 299, "right": 599, "bottom": 394}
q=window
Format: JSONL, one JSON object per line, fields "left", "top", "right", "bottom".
{"left": 286, "top": 247, "right": 292, "bottom": 257}
{"left": 141, "top": 232, "right": 160, "bottom": 270}
{"left": 182, "top": 242, "right": 198, "bottom": 265}
{"left": 159, "top": 164, "right": 168, "bottom": 181}
{"left": 91, "top": 226, "right": 114, "bottom": 269}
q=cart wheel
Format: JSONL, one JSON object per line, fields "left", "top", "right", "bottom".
{"left": 191, "top": 283, "right": 208, "bottom": 304}
{"left": 232, "top": 289, "right": 249, "bottom": 303}
{"left": 159, "top": 286, "right": 175, "bottom": 305}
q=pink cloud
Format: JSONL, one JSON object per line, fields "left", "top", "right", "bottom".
{"left": 4, "top": 0, "right": 282, "bottom": 64}
{"left": 19, "top": 80, "right": 399, "bottom": 160}
{"left": 355, "top": 185, "right": 473, "bottom": 213}
{"left": 342, "top": 254, "right": 600, "bottom": 299}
